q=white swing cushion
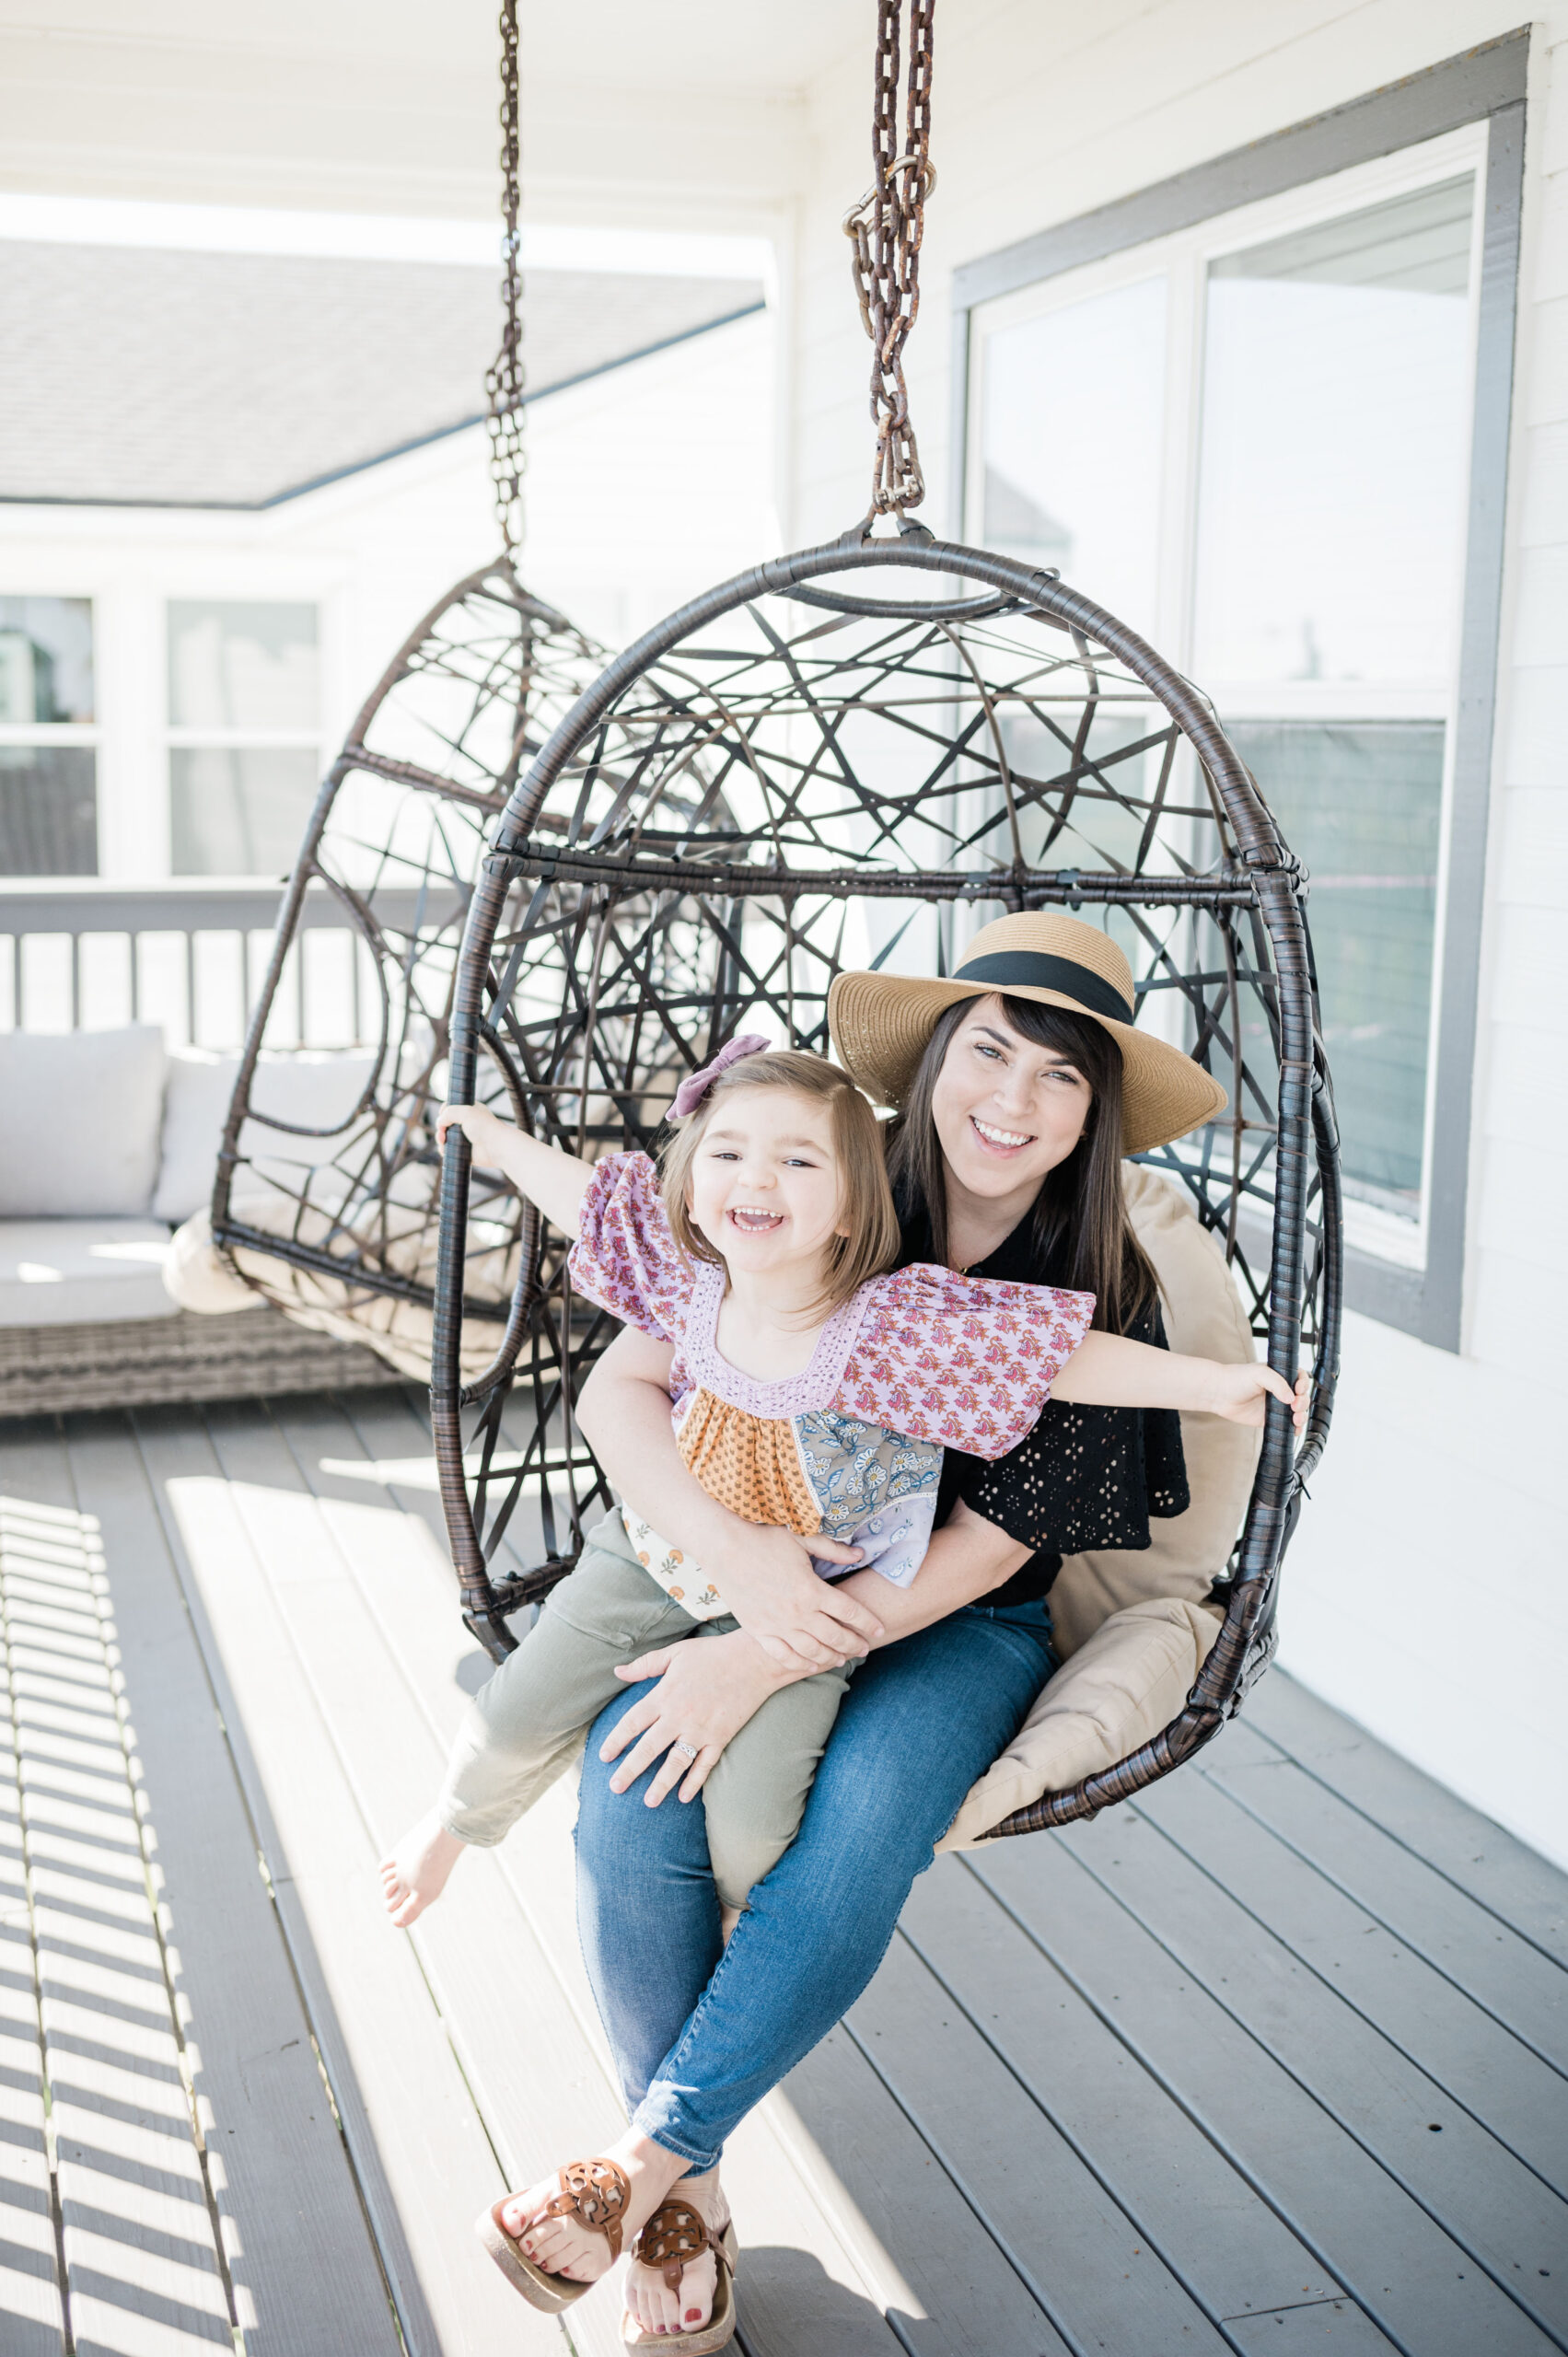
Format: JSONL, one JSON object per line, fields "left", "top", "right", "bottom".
{"left": 165, "top": 1188, "right": 516, "bottom": 1386}
{"left": 937, "top": 1161, "right": 1260, "bottom": 1853}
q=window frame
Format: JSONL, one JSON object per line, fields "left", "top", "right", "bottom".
{"left": 163, "top": 596, "right": 324, "bottom": 879}
{"left": 948, "top": 31, "right": 1527, "bottom": 1353}
{"left": 0, "top": 593, "right": 100, "bottom": 877}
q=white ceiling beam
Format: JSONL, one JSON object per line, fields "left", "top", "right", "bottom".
{"left": 0, "top": 18, "right": 827, "bottom": 226}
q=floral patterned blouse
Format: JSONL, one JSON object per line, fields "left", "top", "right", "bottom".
{"left": 568, "top": 1153, "right": 1095, "bottom": 1617}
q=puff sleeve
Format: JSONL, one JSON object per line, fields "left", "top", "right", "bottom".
{"left": 566, "top": 1153, "right": 693, "bottom": 1341}
{"left": 835, "top": 1263, "right": 1095, "bottom": 1460}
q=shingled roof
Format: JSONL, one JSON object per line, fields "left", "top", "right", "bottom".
{"left": 1, "top": 242, "right": 763, "bottom": 507}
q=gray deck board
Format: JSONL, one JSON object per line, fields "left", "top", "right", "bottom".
{"left": 1057, "top": 1806, "right": 1566, "bottom": 2348}
{"left": 61, "top": 1410, "right": 399, "bottom": 2357}
{"left": 1247, "top": 1677, "right": 1568, "bottom": 1968}
{"left": 1139, "top": 1766, "right": 1568, "bottom": 2199}
{"left": 972, "top": 1826, "right": 1561, "bottom": 2357}
{"left": 1205, "top": 1723, "right": 1568, "bottom": 2075}
{"left": 0, "top": 1417, "right": 238, "bottom": 2356}
{"left": 132, "top": 1402, "right": 521, "bottom": 2357}
{"left": 848, "top": 1924, "right": 1234, "bottom": 2352}
{"left": 0, "top": 1446, "right": 69, "bottom": 2357}
{"left": 898, "top": 1861, "right": 1366, "bottom": 2335}
{"left": 3, "top": 1391, "right": 1566, "bottom": 2357}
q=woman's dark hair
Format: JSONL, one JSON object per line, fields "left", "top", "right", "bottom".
{"left": 884, "top": 993, "right": 1158, "bottom": 1334}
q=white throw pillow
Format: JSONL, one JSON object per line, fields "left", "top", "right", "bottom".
{"left": 152, "top": 1047, "right": 379, "bottom": 1225}
{"left": 0, "top": 1025, "right": 168, "bottom": 1217}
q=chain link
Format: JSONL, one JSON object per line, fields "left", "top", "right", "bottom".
{"left": 842, "top": 0, "right": 936, "bottom": 517}
{"left": 484, "top": 0, "right": 526, "bottom": 552}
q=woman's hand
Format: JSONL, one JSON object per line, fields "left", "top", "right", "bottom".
{"left": 710, "top": 1525, "right": 882, "bottom": 1671}
{"left": 598, "top": 1630, "right": 790, "bottom": 1805}
{"left": 1202, "top": 1361, "right": 1310, "bottom": 1432}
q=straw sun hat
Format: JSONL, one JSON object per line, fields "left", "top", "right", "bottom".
{"left": 828, "top": 911, "right": 1228, "bottom": 1156}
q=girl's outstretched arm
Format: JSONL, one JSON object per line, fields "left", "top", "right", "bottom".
{"left": 1051, "top": 1330, "right": 1308, "bottom": 1431}
{"left": 435, "top": 1102, "right": 593, "bottom": 1236}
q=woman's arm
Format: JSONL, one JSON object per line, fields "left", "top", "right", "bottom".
{"left": 436, "top": 1102, "right": 591, "bottom": 1237}
{"left": 1052, "top": 1330, "right": 1308, "bottom": 1431}
{"left": 575, "top": 1327, "right": 885, "bottom": 1669}
{"left": 598, "top": 1497, "right": 1033, "bottom": 1803}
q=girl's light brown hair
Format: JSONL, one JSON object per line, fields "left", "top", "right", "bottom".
{"left": 660, "top": 1050, "right": 900, "bottom": 1313}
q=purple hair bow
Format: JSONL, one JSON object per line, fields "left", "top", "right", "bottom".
{"left": 672, "top": 1033, "right": 771, "bottom": 1119}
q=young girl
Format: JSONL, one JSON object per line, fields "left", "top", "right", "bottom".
{"left": 381, "top": 1035, "right": 1303, "bottom": 1938}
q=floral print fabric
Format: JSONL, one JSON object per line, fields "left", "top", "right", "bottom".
{"left": 568, "top": 1155, "right": 1094, "bottom": 1601}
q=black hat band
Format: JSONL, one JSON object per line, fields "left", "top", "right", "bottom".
{"left": 953, "top": 949, "right": 1133, "bottom": 1024}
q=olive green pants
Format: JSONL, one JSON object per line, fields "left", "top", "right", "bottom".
{"left": 437, "top": 1510, "right": 853, "bottom": 1910}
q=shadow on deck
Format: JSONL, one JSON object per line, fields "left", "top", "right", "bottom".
{"left": 1, "top": 1390, "right": 1563, "bottom": 2357}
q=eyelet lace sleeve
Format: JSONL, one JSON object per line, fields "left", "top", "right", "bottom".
{"left": 835, "top": 1263, "right": 1095, "bottom": 1460}
{"left": 566, "top": 1152, "right": 693, "bottom": 1341}
{"left": 958, "top": 1296, "right": 1191, "bottom": 1555}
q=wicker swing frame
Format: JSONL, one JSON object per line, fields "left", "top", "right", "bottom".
{"left": 207, "top": 558, "right": 613, "bottom": 1354}
{"left": 428, "top": 525, "right": 1343, "bottom": 1839}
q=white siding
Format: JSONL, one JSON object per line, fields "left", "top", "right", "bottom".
{"left": 782, "top": 1, "right": 1568, "bottom": 1862}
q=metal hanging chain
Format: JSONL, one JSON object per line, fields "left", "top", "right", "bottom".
{"left": 485, "top": 0, "right": 527, "bottom": 553}
{"left": 843, "top": 0, "right": 936, "bottom": 518}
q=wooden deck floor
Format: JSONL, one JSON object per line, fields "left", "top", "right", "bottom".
{"left": 1, "top": 1387, "right": 1564, "bottom": 2357}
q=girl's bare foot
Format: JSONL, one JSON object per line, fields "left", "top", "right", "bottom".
{"left": 379, "top": 1810, "right": 466, "bottom": 1927}
{"left": 623, "top": 2165, "right": 729, "bottom": 2340}
{"left": 500, "top": 2131, "right": 690, "bottom": 2290}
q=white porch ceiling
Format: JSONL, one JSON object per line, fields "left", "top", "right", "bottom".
{"left": 0, "top": 3, "right": 869, "bottom": 226}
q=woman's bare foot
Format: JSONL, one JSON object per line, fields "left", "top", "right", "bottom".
{"left": 499, "top": 2131, "right": 690, "bottom": 2292}
{"left": 379, "top": 1810, "right": 466, "bottom": 1927}
{"left": 623, "top": 2165, "right": 729, "bottom": 2340}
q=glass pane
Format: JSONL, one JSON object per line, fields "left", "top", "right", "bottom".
{"left": 1194, "top": 177, "right": 1474, "bottom": 686}
{"left": 1232, "top": 721, "right": 1442, "bottom": 1214}
{"left": 168, "top": 600, "right": 319, "bottom": 730}
{"left": 170, "top": 747, "right": 319, "bottom": 876}
{"left": 0, "top": 747, "right": 98, "bottom": 875}
{"left": 981, "top": 274, "right": 1167, "bottom": 634}
{"left": 0, "top": 597, "right": 95, "bottom": 723}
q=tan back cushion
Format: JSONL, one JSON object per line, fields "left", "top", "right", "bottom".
{"left": 939, "top": 1161, "right": 1257, "bottom": 1853}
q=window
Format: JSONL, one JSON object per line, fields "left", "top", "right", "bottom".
{"left": 168, "top": 600, "right": 320, "bottom": 875}
{"left": 0, "top": 596, "right": 98, "bottom": 875}
{"left": 956, "top": 34, "right": 1525, "bottom": 1345}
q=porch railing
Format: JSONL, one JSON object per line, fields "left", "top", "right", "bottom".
{"left": 0, "top": 879, "right": 392, "bottom": 1050}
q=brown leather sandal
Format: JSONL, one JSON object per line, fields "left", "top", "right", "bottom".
{"left": 621, "top": 2196, "right": 739, "bottom": 2351}
{"left": 475, "top": 2157, "right": 632, "bottom": 2313}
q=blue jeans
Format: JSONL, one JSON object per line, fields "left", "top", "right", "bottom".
{"left": 573, "top": 1600, "right": 1055, "bottom": 2170}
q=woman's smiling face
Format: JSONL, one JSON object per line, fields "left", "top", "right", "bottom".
{"left": 929, "top": 996, "right": 1094, "bottom": 1210}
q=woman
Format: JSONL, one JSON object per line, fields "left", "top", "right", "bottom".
{"left": 489, "top": 911, "right": 1228, "bottom": 2349}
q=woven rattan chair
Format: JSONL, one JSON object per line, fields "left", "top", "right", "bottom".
{"left": 429, "top": 526, "right": 1343, "bottom": 1834}
{"left": 206, "top": 562, "right": 613, "bottom": 1380}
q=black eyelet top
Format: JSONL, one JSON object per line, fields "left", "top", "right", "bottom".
{"left": 894, "top": 1192, "right": 1189, "bottom": 1607}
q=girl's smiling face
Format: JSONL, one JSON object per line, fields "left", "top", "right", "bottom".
{"left": 930, "top": 995, "right": 1094, "bottom": 1209}
{"left": 686, "top": 1085, "right": 848, "bottom": 1283}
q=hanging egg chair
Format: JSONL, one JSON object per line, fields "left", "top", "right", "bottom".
{"left": 429, "top": 0, "right": 1343, "bottom": 1833}
{"left": 204, "top": 2, "right": 614, "bottom": 1383}
{"left": 206, "top": 564, "right": 611, "bottom": 1379}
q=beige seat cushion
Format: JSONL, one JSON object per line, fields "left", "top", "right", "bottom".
{"left": 165, "top": 1190, "right": 518, "bottom": 1386}
{"left": 938, "top": 1162, "right": 1258, "bottom": 1852}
